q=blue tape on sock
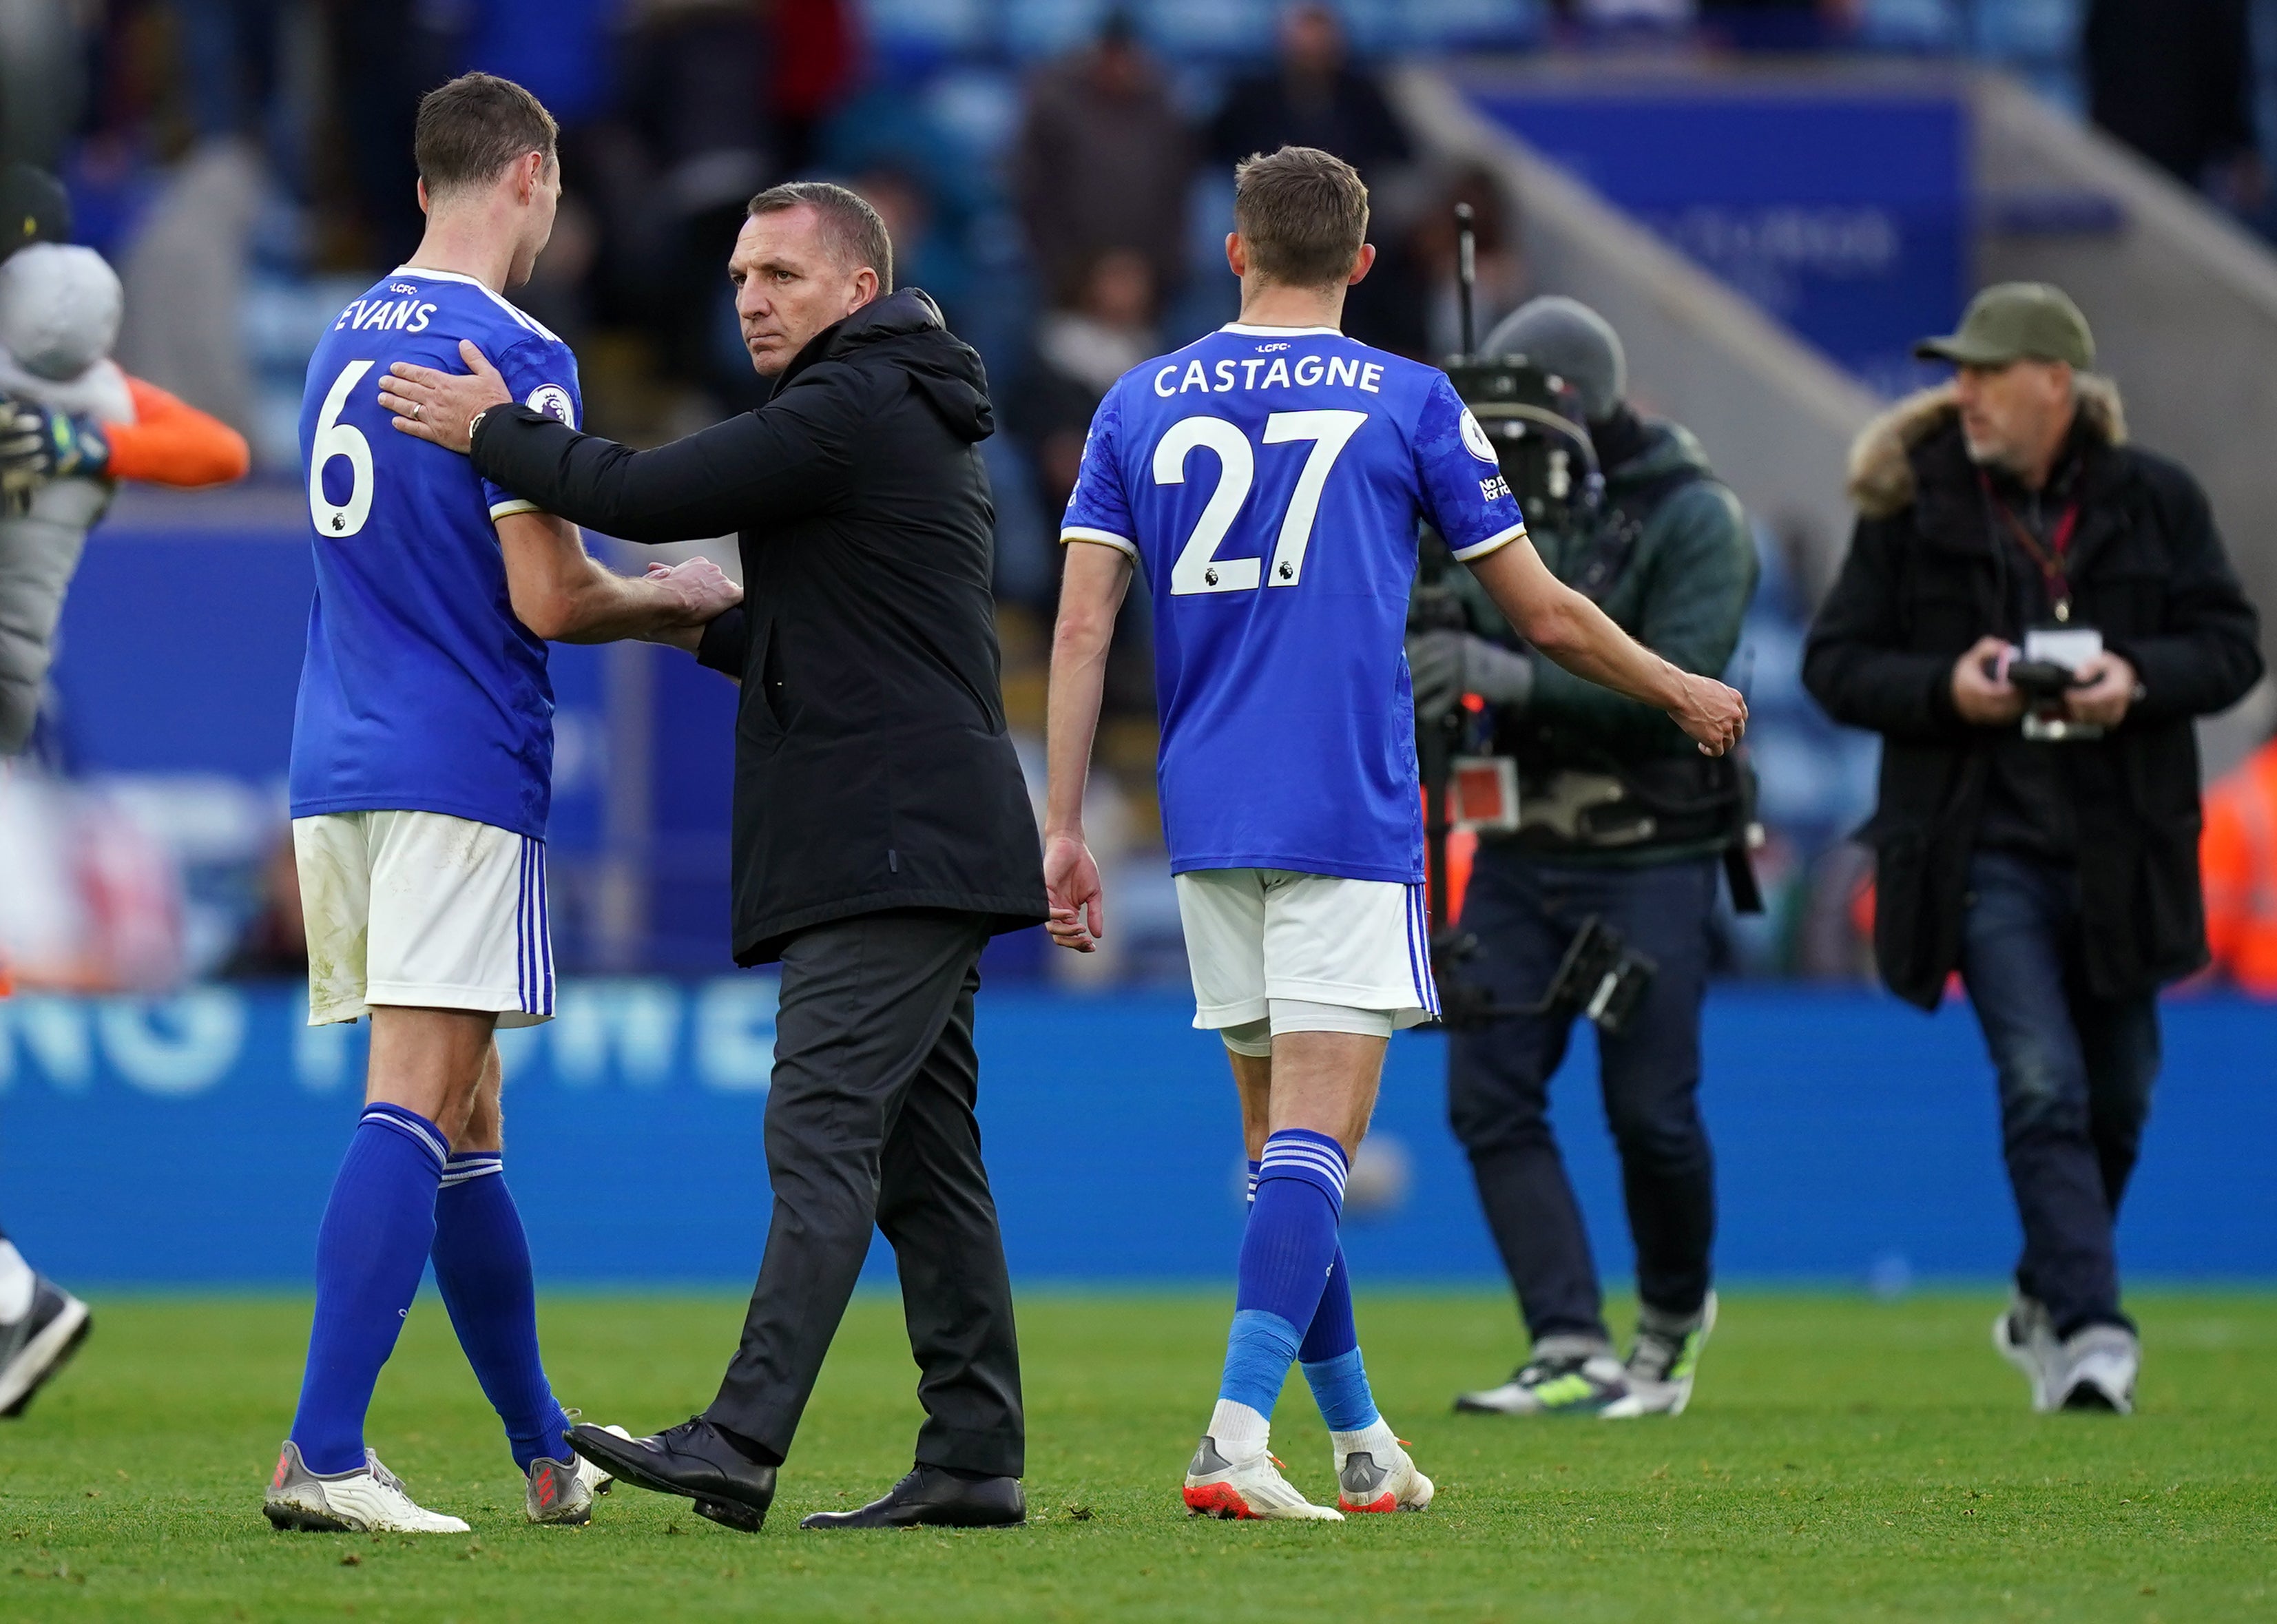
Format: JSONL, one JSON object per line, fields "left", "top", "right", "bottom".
{"left": 1301, "top": 1346, "right": 1381, "bottom": 1433}
{"left": 1218, "top": 1307, "right": 1304, "bottom": 1418}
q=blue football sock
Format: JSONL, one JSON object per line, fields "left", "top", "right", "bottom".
{"left": 1249, "top": 1152, "right": 1378, "bottom": 1427}
{"left": 1218, "top": 1129, "right": 1347, "bottom": 1417}
{"left": 432, "top": 1152, "right": 567, "bottom": 1472}
{"left": 1300, "top": 1247, "right": 1381, "bottom": 1431}
{"left": 289, "top": 1103, "right": 448, "bottom": 1475}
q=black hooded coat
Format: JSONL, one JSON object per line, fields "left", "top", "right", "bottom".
{"left": 470, "top": 289, "right": 1047, "bottom": 964}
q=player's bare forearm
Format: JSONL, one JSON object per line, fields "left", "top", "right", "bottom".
{"left": 1043, "top": 543, "right": 1133, "bottom": 950}
{"left": 499, "top": 512, "right": 740, "bottom": 644}
{"left": 1467, "top": 535, "right": 1746, "bottom": 754}
{"left": 1044, "top": 544, "right": 1132, "bottom": 838}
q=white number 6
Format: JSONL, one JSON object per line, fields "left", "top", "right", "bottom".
{"left": 309, "top": 360, "right": 375, "bottom": 538}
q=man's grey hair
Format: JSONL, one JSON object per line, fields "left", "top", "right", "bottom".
{"left": 747, "top": 182, "right": 894, "bottom": 293}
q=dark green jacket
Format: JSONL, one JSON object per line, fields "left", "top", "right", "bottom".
{"left": 1449, "top": 416, "right": 1758, "bottom": 863}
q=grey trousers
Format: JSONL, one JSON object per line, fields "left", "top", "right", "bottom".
{"left": 705, "top": 908, "right": 1024, "bottom": 1477}
{"left": 0, "top": 491, "right": 96, "bottom": 755}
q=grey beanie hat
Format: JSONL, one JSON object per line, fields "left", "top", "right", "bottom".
{"left": 1481, "top": 295, "right": 1625, "bottom": 422}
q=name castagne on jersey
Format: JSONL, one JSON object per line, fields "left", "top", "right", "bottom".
{"left": 1147, "top": 348, "right": 1515, "bottom": 509}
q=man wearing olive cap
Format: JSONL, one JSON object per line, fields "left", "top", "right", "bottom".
{"left": 1805, "top": 283, "right": 2261, "bottom": 1414}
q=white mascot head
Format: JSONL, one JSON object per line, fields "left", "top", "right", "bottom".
{"left": 0, "top": 242, "right": 124, "bottom": 382}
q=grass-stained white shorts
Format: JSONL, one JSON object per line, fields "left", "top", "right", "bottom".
{"left": 294, "top": 809, "right": 554, "bottom": 1028}
{"left": 1174, "top": 866, "right": 1440, "bottom": 1032}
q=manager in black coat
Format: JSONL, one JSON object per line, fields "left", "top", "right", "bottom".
{"left": 382, "top": 183, "right": 1044, "bottom": 1532}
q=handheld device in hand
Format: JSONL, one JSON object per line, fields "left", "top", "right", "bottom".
{"left": 2019, "top": 625, "right": 2104, "bottom": 741}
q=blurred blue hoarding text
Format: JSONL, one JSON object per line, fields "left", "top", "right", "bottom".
{"left": 1, "top": 986, "right": 2272, "bottom": 1287}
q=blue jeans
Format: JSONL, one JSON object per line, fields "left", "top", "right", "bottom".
{"left": 1446, "top": 851, "right": 1718, "bottom": 1345}
{"left": 1957, "top": 849, "right": 2159, "bottom": 1336}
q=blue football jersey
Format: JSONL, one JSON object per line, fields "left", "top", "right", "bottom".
{"left": 289, "top": 267, "right": 583, "bottom": 840}
{"left": 1061, "top": 322, "right": 1525, "bottom": 882}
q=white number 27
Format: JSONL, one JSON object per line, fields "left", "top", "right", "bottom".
{"left": 308, "top": 360, "right": 375, "bottom": 538}
{"left": 1155, "top": 409, "right": 1368, "bottom": 595}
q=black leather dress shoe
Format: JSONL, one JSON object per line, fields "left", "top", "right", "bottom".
{"left": 799, "top": 1465, "right": 1026, "bottom": 1530}
{"left": 567, "top": 1419, "right": 777, "bottom": 1533}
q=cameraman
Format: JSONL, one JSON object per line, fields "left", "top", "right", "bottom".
{"left": 1413, "top": 298, "right": 1758, "bottom": 1419}
{"left": 1804, "top": 284, "right": 2260, "bottom": 1414}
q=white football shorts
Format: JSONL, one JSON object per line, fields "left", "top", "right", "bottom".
{"left": 1174, "top": 866, "right": 1440, "bottom": 1035}
{"left": 294, "top": 809, "right": 554, "bottom": 1028}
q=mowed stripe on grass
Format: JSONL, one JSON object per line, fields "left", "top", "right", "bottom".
{"left": 0, "top": 1291, "right": 2271, "bottom": 1622}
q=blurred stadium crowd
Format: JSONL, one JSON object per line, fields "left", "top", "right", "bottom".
{"left": 3, "top": 0, "right": 2277, "bottom": 995}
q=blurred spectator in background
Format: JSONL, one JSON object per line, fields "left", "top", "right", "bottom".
{"left": 2200, "top": 730, "right": 2277, "bottom": 994}
{"left": 1209, "top": 5, "right": 1409, "bottom": 182}
{"left": 114, "top": 139, "right": 264, "bottom": 435}
{"left": 1015, "top": 12, "right": 1192, "bottom": 316}
{"left": 1695, "top": 0, "right": 1860, "bottom": 51}
{"left": 1010, "top": 249, "right": 1158, "bottom": 528}
{"left": 1209, "top": 3, "right": 1420, "bottom": 353}
{"left": 2085, "top": 0, "right": 2263, "bottom": 216}
{"left": 771, "top": 0, "right": 861, "bottom": 176}
{"left": 624, "top": 1, "right": 774, "bottom": 402}
{"left": 1803, "top": 283, "right": 2262, "bottom": 1415}
{"left": 1006, "top": 247, "right": 1159, "bottom": 713}
{"left": 848, "top": 164, "right": 970, "bottom": 332}
{"left": 221, "top": 832, "right": 307, "bottom": 979}
{"left": 0, "top": 0, "right": 90, "bottom": 168}
{"left": 329, "top": 1, "right": 452, "bottom": 267}
{"left": 1408, "top": 162, "right": 1526, "bottom": 359}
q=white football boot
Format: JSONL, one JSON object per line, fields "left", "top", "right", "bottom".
{"left": 1183, "top": 1436, "right": 1343, "bottom": 1521}
{"left": 1993, "top": 1292, "right": 2061, "bottom": 1412}
{"left": 1334, "top": 1429, "right": 1434, "bottom": 1514}
{"left": 527, "top": 1423, "right": 632, "bottom": 1525}
{"left": 263, "top": 1441, "right": 470, "bottom": 1534}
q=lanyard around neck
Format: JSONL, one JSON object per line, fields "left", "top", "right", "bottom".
{"left": 1982, "top": 474, "right": 2081, "bottom": 623}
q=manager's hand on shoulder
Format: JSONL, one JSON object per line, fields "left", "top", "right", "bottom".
{"left": 379, "top": 340, "right": 512, "bottom": 454}
{"left": 1673, "top": 671, "right": 1747, "bottom": 758}
{"left": 646, "top": 557, "right": 742, "bottom": 623}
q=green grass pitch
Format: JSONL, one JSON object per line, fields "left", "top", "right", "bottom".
{"left": 1, "top": 1290, "right": 2271, "bottom": 1621}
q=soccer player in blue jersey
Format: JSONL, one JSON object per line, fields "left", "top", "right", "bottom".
{"left": 1046, "top": 147, "right": 1747, "bottom": 1521}
{"left": 262, "top": 74, "right": 739, "bottom": 1535}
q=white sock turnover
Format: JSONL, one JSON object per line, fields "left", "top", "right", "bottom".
{"left": 1331, "top": 1417, "right": 1398, "bottom": 1461}
{"left": 1207, "top": 1398, "right": 1269, "bottom": 1457}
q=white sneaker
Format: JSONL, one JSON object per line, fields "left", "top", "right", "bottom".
{"left": 1183, "top": 1436, "right": 1343, "bottom": 1521}
{"left": 527, "top": 1424, "right": 631, "bottom": 1526}
{"left": 1993, "top": 1293, "right": 2061, "bottom": 1412}
{"left": 264, "top": 1440, "right": 470, "bottom": 1533}
{"left": 2052, "top": 1324, "right": 2139, "bottom": 1415}
{"left": 1335, "top": 1435, "right": 1433, "bottom": 1514}
{"left": 1603, "top": 1292, "right": 1718, "bottom": 1419}
{"left": 1456, "top": 1350, "right": 1630, "bottom": 1416}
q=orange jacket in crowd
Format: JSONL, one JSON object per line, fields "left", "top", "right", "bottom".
{"left": 2200, "top": 736, "right": 2277, "bottom": 995}
{"left": 104, "top": 375, "right": 251, "bottom": 486}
